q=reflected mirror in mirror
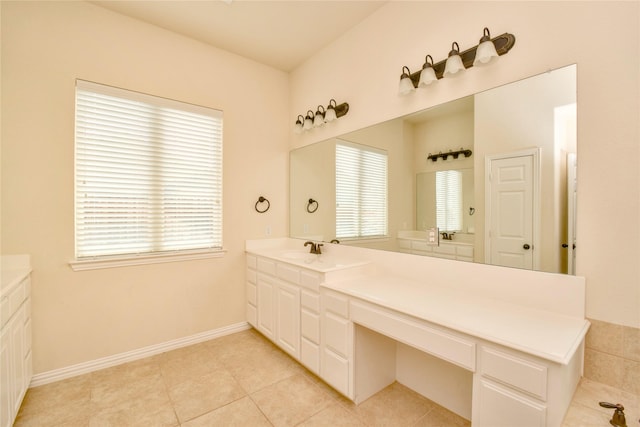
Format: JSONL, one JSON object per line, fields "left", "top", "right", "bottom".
{"left": 290, "top": 64, "right": 577, "bottom": 274}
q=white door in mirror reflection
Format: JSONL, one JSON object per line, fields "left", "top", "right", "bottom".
{"left": 486, "top": 149, "right": 539, "bottom": 270}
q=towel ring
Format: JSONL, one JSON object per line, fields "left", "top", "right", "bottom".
{"left": 307, "top": 198, "right": 319, "bottom": 213}
{"left": 255, "top": 196, "right": 270, "bottom": 213}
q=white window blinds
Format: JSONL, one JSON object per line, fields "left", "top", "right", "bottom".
{"left": 435, "top": 169, "right": 462, "bottom": 232}
{"left": 75, "top": 80, "right": 223, "bottom": 259}
{"left": 335, "top": 141, "right": 388, "bottom": 239}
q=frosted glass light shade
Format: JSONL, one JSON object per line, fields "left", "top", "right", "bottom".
{"left": 294, "top": 122, "right": 303, "bottom": 134}
{"left": 473, "top": 40, "right": 499, "bottom": 66}
{"left": 398, "top": 66, "right": 415, "bottom": 95}
{"left": 313, "top": 114, "right": 324, "bottom": 127}
{"left": 444, "top": 54, "right": 465, "bottom": 77}
{"left": 303, "top": 116, "right": 313, "bottom": 131}
{"left": 399, "top": 76, "right": 415, "bottom": 95}
{"left": 418, "top": 67, "right": 437, "bottom": 87}
{"left": 324, "top": 107, "right": 337, "bottom": 122}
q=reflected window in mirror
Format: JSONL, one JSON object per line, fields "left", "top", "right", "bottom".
{"left": 436, "top": 170, "right": 463, "bottom": 232}
{"left": 335, "top": 141, "right": 388, "bottom": 239}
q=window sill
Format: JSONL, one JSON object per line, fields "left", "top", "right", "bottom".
{"left": 69, "top": 249, "right": 227, "bottom": 271}
{"left": 337, "top": 236, "right": 390, "bottom": 245}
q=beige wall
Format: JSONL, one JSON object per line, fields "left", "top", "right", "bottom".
{"left": 1, "top": 1, "right": 289, "bottom": 373}
{"left": 290, "top": 2, "right": 640, "bottom": 328}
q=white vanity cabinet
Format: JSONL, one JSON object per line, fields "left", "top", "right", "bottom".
{"left": 1, "top": 269, "right": 32, "bottom": 427}
{"left": 246, "top": 254, "right": 322, "bottom": 366}
{"left": 320, "top": 289, "right": 353, "bottom": 399}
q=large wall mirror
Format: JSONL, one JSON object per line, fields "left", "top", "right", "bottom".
{"left": 290, "top": 64, "right": 577, "bottom": 274}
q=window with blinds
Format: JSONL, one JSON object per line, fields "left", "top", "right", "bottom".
{"left": 335, "top": 141, "right": 388, "bottom": 239}
{"left": 435, "top": 169, "right": 463, "bottom": 232}
{"left": 74, "top": 80, "right": 223, "bottom": 259}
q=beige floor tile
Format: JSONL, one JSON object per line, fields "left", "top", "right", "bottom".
{"left": 413, "top": 406, "right": 471, "bottom": 427}
{"left": 89, "top": 392, "right": 178, "bottom": 427}
{"left": 18, "top": 373, "right": 92, "bottom": 416}
{"left": 297, "top": 402, "right": 366, "bottom": 427}
{"left": 344, "top": 382, "right": 436, "bottom": 427}
{"left": 14, "top": 401, "right": 92, "bottom": 427}
{"left": 224, "top": 346, "right": 304, "bottom": 393}
{"left": 182, "top": 396, "right": 272, "bottom": 427}
{"left": 91, "top": 355, "right": 162, "bottom": 386}
{"left": 91, "top": 372, "right": 168, "bottom": 409}
{"left": 168, "top": 367, "right": 246, "bottom": 423}
{"left": 251, "top": 373, "right": 335, "bottom": 427}
{"left": 159, "top": 347, "right": 225, "bottom": 388}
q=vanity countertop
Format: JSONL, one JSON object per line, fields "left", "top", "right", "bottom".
{"left": 324, "top": 274, "right": 590, "bottom": 365}
{"left": 1, "top": 255, "right": 31, "bottom": 296}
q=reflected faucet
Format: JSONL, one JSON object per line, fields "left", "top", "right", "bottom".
{"left": 441, "top": 232, "right": 455, "bottom": 241}
{"left": 304, "top": 241, "right": 323, "bottom": 254}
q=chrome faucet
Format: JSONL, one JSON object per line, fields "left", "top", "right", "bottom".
{"left": 599, "top": 402, "right": 627, "bottom": 427}
{"left": 441, "top": 232, "right": 455, "bottom": 241}
{"left": 304, "top": 241, "right": 323, "bottom": 254}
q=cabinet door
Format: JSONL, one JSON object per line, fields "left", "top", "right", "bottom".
{"left": 275, "top": 281, "right": 300, "bottom": 359}
{"left": 1, "top": 326, "right": 13, "bottom": 427}
{"left": 256, "top": 274, "right": 276, "bottom": 341}
{"left": 474, "top": 378, "right": 546, "bottom": 427}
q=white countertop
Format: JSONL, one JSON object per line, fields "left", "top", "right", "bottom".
{"left": 1, "top": 255, "right": 32, "bottom": 296}
{"left": 324, "top": 275, "right": 590, "bottom": 365}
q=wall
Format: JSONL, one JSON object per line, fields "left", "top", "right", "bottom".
{"left": 290, "top": 1, "right": 640, "bottom": 329}
{"left": 1, "top": 1, "right": 289, "bottom": 374}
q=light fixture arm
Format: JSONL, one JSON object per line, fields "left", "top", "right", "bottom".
{"left": 406, "top": 32, "right": 515, "bottom": 87}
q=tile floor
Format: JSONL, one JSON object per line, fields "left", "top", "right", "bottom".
{"left": 14, "top": 328, "right": 471, "bottom": 427}
{"left": 14, "top": 327, "right": 639, "bottom": 427}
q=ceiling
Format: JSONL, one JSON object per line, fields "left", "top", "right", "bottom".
{"left": 90, "top": 1, "right": 387, "bottom": 72}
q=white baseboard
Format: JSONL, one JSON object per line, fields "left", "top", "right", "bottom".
{"left": 30, "top": 321, "right": 251, "bottom": 387}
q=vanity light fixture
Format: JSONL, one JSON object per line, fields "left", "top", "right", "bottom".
{"left": 418, "top": 55, "right": 438, "bottom": 87}
{"left": 314, "top": 105, "right": 326, "bottom": 127}
{"left": 398, "top": 28, "right": 515, "bottom": 92}
{"left": 303, "top": 110, "right": 314, "bottom": 131}
{"left": 473, "top": 27, "right": 499, "bottom": 66}
{"left": 428, "top": 148, "right": 472, "bottom": 162}
{"left": 294, "top": 115, "right": 305, "bottom": 134}
{"left": 443, "top": 42, "right": 465, "bottom": 77}
{"left": 398, "top": 66, "right": 416, "bottom": 95}
{"left": 294, "top": 99, "right": 349, "bottom": 133}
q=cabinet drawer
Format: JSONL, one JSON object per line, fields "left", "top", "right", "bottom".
{"left": 277, "top": 263, "right": 300, "bottom": 285}
{"left": 480, "top": 347, "right": 548, "bottom": 401}
{"left": 433, "top": 245, "right": 456, "bottom": 255}
{"left": 398, "top": 239, "right": 411, "bottom": 249}
{"left": 350, "top": 300, "right": 475, "bottom": 371}
{"left": 301, "top": 337, "right": 320, "bottom": 374}
{"left": 322, "top": 291, "right": 349, "bottom": 318}
{"left": 246, "top": 282, "right": 257, "bottom": 305}
{"left": 412, "top": 241, "right": 432, "bottom": 252}
{"left": 301, "top": 309, "right": 320, "bottom": 343}
{"left": 300, "top": 270, "right": 321, "bottom": 291}
{"left": 457, "top": 245, "right": 473, "bottom": 258}
{"left": 247, "top": 254, "right": 257, "bottom": 269}
{"left": 246, "top": 268, "right": 257, "bottom": 285}
{"left": 301, "top": 290, "right": 320, "bottom": 312}
{"left": 322, "top": 347, "right": 350, "bottom": 397}
{"left": 475, "top": 379, "right": 546, "bottom": 427}
{"left": 257, "top": 258, "right": 276, "bottom": 275}
{"left": 323, "top": 312, "right": 351, "bottom": 357}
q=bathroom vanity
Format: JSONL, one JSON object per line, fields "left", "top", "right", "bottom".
{"left": 1, "top": 255, "right": 32, "bottom": 427}
{"left": 246, "top": 238, "right": 589, "bottom": 427}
